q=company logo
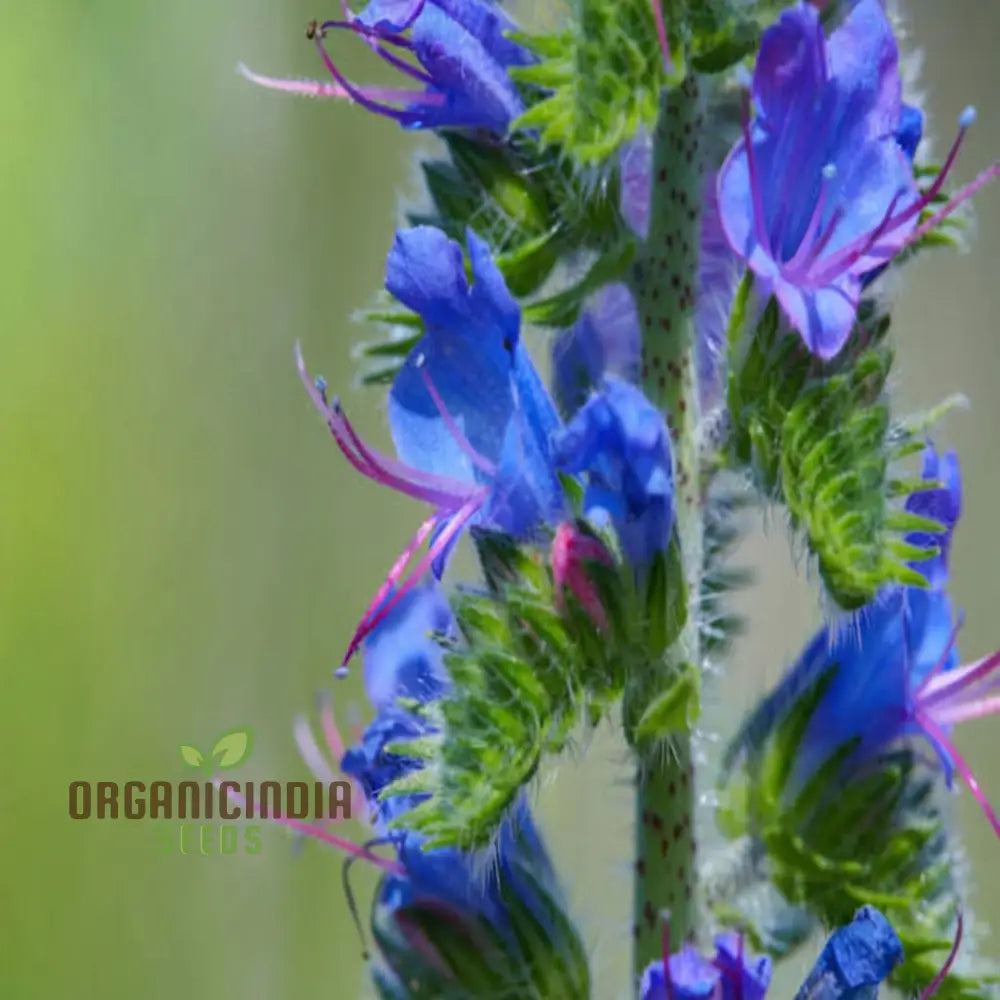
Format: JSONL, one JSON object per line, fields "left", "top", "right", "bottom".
{"left": 68, "top": 726, "right": 352, "bottom": 856}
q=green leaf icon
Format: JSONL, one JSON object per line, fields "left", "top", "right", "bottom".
{"left": 210, "top": 727, "right": 254, "bottom": 769}
{"left": 179, "top": 745, "right": 205, "bottom": 769}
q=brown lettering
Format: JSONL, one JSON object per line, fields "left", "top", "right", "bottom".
{"left": 124, "top": 781, "right": 145, "bottom": 819}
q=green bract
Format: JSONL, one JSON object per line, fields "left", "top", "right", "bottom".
{"left": 725, "top": 297, "right": 956, "bottom": 608}
{"left": 716, "top": 670, "right": 991, "bottom": 1000}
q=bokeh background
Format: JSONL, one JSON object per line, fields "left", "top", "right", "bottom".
{"left": 2, "top": 2, "right": 998, "bottom": 997}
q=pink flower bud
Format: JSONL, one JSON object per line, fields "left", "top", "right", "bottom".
{"left": 551, "top": 522, "right": 614, "bottom": 631}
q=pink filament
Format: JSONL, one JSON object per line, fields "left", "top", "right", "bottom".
{"left": 214, "top": 782, "right": 402, "bottom": 873}
{"left": 352, "top": 513, "right": 439, "bottom": 642}
{"left": 339, "top": 490, "right": 486, "bottom": 667}
{"left": 906, "top": 160, "right": 1000, "bottom": 247}
{"left": 419, "top": 366, "right": 497, "bottom": 477}
{"left": 918, "top": 647, "right": 1000, "bottom": 726}
{"left": 312, "top": 21, "right": 445, "bottom": 123}
{"left": 915, "top": 711, "right": 1000, "bottom": 838}
{"left": 742, "top": 103, "right": 997, "bottom": 288}
{"left": 805, "top": 116, "right": 980, "bottom": 283}
{"left": 919, "top": 911, "right": 963, "bottom": 1000}
{"left": 919, "top": 647, "right": 1000, "bottom": 707}
{"left": 296, "top": 343, "right": 480, "bottom": 508}
{"left": 294, "top": 715, "right": 337, "bottom": 782}
{"left": 320, "top": 690, "right": 346, "bottom": 761}
{"left": 649, "top": 0, "right": 674, "bottom": 74}
{"left": 662, "top": 917, "right": 675, "bottom": 1000}
{"left": 237, "top": 62, "right": 430, "bottom": 106}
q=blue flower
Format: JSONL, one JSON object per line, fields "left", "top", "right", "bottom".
{"left": 553, "top": 377, "right": 674, "bottom": 570}
{"left": 736, "top": 447, "right": 1000, "bottom": 837}
{"left": 361, "top": 581, "right": 453, "bottom": 713}
{"left": 298, "top": 225, "right": 563, "bottom": 668}
{"left": 240, "top": 0, "right": 532, "bottom": 135}
{"left": 793, "top": 906, "right": 903, "bottom": 1000}
{"left": 292, "top": 584, "right": 559, "bottom": 933}
{"left": 714, "top": 932, "right": 772, "bottom": 1000}
{"left": 640, "top": 932, "right": 772, "bottom": 1000}
{"left": 903, "top": 443, "right": 962, "bottom": 590}
{"left": 385, "top": 226, "right": 563, "bottom": 543}
{"left": 551, "top": 283, "right": 640, "bottom": 416}
{"left": 717, "top": 0, "right": 980, "bottom": 359}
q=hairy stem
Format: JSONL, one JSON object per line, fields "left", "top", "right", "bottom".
{"left": 627, "top": 75, "right": 708, "bottom": 985}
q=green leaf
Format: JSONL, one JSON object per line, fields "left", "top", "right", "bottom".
{"left": 210, "top": 727, "right": 254, "bottom": 769}
{"left": 179, "top": 745, "right": 204, "bottom": 770}
{"left": 633, "top": 663, "right": 700, "bottom": 746}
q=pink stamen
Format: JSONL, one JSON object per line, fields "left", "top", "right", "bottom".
{"left": 320, "top": 690, "right": 346, "bottom": 761}
{"left": 352, "top": 512, "right": 440, "bottom": 642}
{"left": 312, "top": 23, "right": 445, "bottom": 124}
{"left": 919, "top": 911, "right": 963, "bottom": 1000}
{"left": 806, "top": 110, "right": 984, "bottom": 284}
{"left": 783, "top": 166, "right": 837, "bottom": 274}
{"left": 329, "top": 16, "right": 437, "bottom": 87}
{"left": 915, "top": 711, "right": 1000, "bottom": 837}
{"left": 214, "top": 782, "right": 403, "bottom": 873}
{"left": 238, "top": 53, "right": 432, "bottom": 105}
{"left": 932, "top": 693, "right": 1000, "bottom": 727}
{"left": 296, "top": 343, "right": 481, "bottom": 507}
{"left": 918, "top": 647, "right": 1000, "bottom": 710}
{"left": 419, "top": 365, "right": 497, "bottom": 477}
{"left": 905, "top": 160, "right": 1000, "bottom": 248}
{"left": 649, "top": 0, "right": 674, "bottom": 74}
{"left": 294, "top": 715, "right": 337, "bottom": 782}
{"left": 808, "top": 187, "right": 909, "bottom": 286}
{"left": 339, "top": 491, "right": 487, "bottom": 667}
{"left": 662, "top": 915, "right": 675, "bottom": 1000}
{"left": 237, "top": 63, "right": 351, "bottom": 98}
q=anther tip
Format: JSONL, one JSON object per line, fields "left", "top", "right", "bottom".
{"left": 314, "top": 375, "right": 328, "bottom": 394}
{"left": 960, "top": 106, "right": 977, "bottom": 129}
{"left": 335, "top": 665, "right": 350, "bottom": 679}
{"left": 822, "top": 163, "right": 837, "bottom": 181}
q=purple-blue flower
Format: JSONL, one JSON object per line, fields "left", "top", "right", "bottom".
{"left": 793, "top": 906, "right": 903, "bottom": 1000}
{"left": 291, "top": 583, "right": 558, "bottom": 930}
{"left": 714, "top": 932, "right": 772, "bottom": 1000}
{"left": 717, "top": 0, "right": 981, "bottom": 360}
{"left": 240, "top": 0, "right": 532, "bottom": 134}
{"left": 735, "top": 446, "right": 1000, "bottom": 837}
{"left": 299, "top": 225, "right": 563, "bottom": 668}
{"left": 552, "top": 283, "right": 640, "bottom": 416}
{"left": 903, "top": 443, "right": 962, "bottom": 590}
{"left": 361, "top": 581, "right": 452, "bottom": 712}
{"left": 640, "top": 931, "right": 772, "bottom": 1000}
{"left": 554, "top": 377, "right": 674, "bottom": 569}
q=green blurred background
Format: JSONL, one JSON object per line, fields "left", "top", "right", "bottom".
{"left": 2, "top": 2, "right": 998, "bottom": 997}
